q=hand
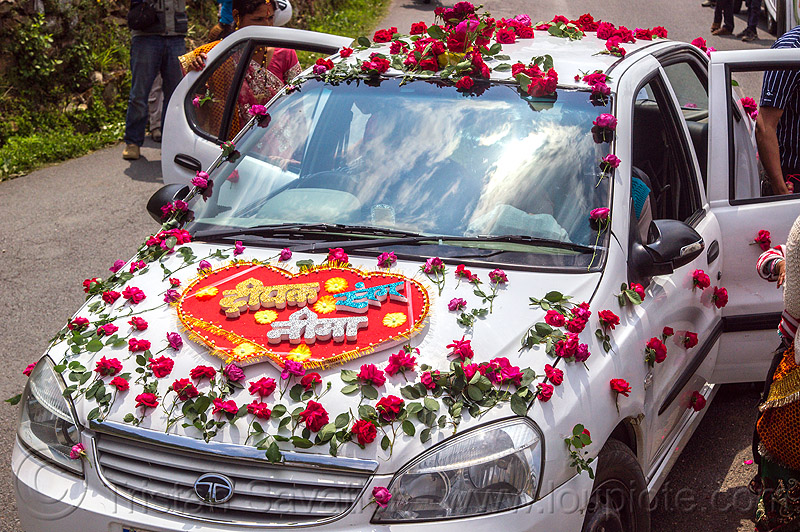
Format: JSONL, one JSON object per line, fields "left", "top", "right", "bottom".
{"left": 189, "top": 52, "right": 207, "bottom": 71}
{"left": 777, "top": 259, "right": 786, "bottom": 288}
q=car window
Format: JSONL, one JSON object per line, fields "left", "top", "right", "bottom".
{"left": 187, "top": 41, "right": 250, "bottom": 141}
{"left": 189, "top": 78, "right": 614, "bottom": 268}
{"left": 662, "top": 60, "right": 709, "bottom": 188}
{"left": 631, "top": 75, "right": 702, "bottom": 225}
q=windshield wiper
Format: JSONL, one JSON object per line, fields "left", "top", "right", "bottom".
{"left": 193, "top": 223, "right": 423, "bottom": 241}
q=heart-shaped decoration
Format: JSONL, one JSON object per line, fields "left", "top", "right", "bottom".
{"left": 177, "top": 262, "right": 430, "bottom": 369}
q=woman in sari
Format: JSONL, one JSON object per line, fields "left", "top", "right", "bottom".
{"left": 179, "top": 0, "right": 301, "bottom": 138}
{"left": 755, "top": 213, "right": 800, "bottom": 530}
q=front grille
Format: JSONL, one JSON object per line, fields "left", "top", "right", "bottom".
{"left": 93, "top": 429, "right": 373, "bottom": 525}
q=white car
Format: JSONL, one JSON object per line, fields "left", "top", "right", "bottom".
{"left": 14, "top": 14, "right": 800, "bottom": 532}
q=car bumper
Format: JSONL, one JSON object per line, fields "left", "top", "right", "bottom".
{"left": 13, "top": 435, "right": 592, "bottom": 532}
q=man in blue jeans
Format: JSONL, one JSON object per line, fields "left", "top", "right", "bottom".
{"left": 123, "top": 0, "right": 187, "bottom": 160}
{"left": 737, "top": 0, "right": 762, "bottom": 42}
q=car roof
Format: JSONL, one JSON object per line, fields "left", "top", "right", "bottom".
{"left": 347, "top": 32, "right": 679, "bottom": 90}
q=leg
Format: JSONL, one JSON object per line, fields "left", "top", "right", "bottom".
{"left": 160, "top": 36, "right": 187, "bottom": 130}
{"left": 723, "top": 0, "right": 735, "bottom": 30}
{"left": 148, "top": 73, "right": 163, "bottom": 132}
{"left": 747, "top": 0, "right": 761, "bottom": 32}
{"left": 124, "top": 35, "right": 161, "bottom": 147}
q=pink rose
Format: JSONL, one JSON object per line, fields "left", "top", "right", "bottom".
{"left": 327, "top": 247, "right": 349, "bottom": 263}
{"left": 191, "top": 171, "right": 209, "bottom": 188}
{"left": 110, "top": 376, "right": 129, "bottom": 391}
{"left": 448, "top": 298, "right": 467, "bottom": 311}
{"left": 149, "top": 356, "right": 174, "bottom": 378}
{"left": 212, "top": 398, "right": 239, "bottom": 416}
{"left": 545, "top": 310, "right": 566, "bottom": 327}
{"left": 279, "top": 248, "right": 292, "bottom": 261}
{"left": 544, "top": 364, "right": 563, "bottom": 385}
{"left": 590, "top": 207, "right": 610, "bottom": 221}
{"left": 692, "top": 269, "right": 711, "bottom": 290}
{"left": 373, "top": 486, "right": 392, "bottom": 508}
{"left": 110, "top": 259, "right": 125, "bottom": 273}
{"left": 385, "top": 350, "right": 417, "bottom": 376}
{"left": 281, "top": 360, "right": 306, "bottom": 380}
{"left": 602, "top": 154, "right": 621, "bottom": 168}
{"left": 70, "top": 443, "right": 86, "bottom": 460}
{"left": 166, "top": 332, "right": 183, "bottom": 350}
{"left": 234, "top": 241, "right": 245, "bottom": 256}
{"left": 537, "top": 382, "right": 554, "bottom": 402}
{"left": 593, "top": 113, "right": 617, "bottom": 130}
{"left": 95, "top": 356, "right": 123, "bottom": 377}
{"left": 247, "top": 400, "right": 272, "bottom": 419}
{"left": 23, "top": 361, "right": 37, "bottom": 377}
{"left": 128, "top": 316, "right": 148, "bottom": 330}
{"left": 121, "top": 286, "right": 146, "bottom": 304}
{"left": 446, "top": 337, "right": 474, "bottom": 360}
{"left": 377, "top": 251, "right": 397, "bottom": 268}
{"left": 224, "top": 363, "right": 245, "bottom": 382}
{"left": 713, "top": 286, "right": 729, "bottom": 308}
{"left": 97, "top": 323, "right": 119, "bottom": 336}
{"left": 358, "top": 363, "right": 386, "bottom": 386}
{"left": 630, "top": 282, "right": 645, "bottom": 300}
{"left": 421, "top": 370, "right": 440, "bottom": 390}
{"left": 299, "top": 400, "right": 329, "bottom": 431}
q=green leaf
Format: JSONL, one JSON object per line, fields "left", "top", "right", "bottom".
{"left": 87, "top": 407, "right": 101, "bottom": 420}
{"left": 420, "top": 428, "right": 432, "bottom": 443}
{"left": 625, "top": 290, "right": 642, "bottom": 305}
{"left": 543, "top": 55, "right": 554, "bottom": 72}
{"left": 494, "top": 54, "right": 511, "bottom": 61}
{"left": 5, "top": 393, "right": 22, "bottom": 405}
{"left": 289, "top": 384, "right": 303, "bottom": 402}
{"left": 573, "top": 424, "right": 585, "bottom": 436}
{"left": 580, "top": 433, "right": 592, "bottom": 446}
{"left": 547, "top": 25, "right": 563, "bottom": 36}
{"left": 362, "top": 384, "right": 379, "bottom": 400}
{"left": 427, "top": 25, "right": 446, "bottom": 40}
{"left": 401, "top": 385, "right": 421, "bottom": 400}
{"left": 731, "top": 79, "right": 739, "bottom": 87}
{"left": 85, "top": 339, "right": 104, "bottom": 352}
{"left": 402, "top": 420, "right": 415, "bottom": 436}
{"left": 511, "top": 393, "right": 528, "bottom": 416}
{"left": 380, "top": 435, "right": 391, "bottom": 450}
{"left": 405, "top": 401, "right": 423, "bottom": 414}
{"left": 279, "top": 416, "right": 292, "bottom": 429}
{"left": 335, "top": 412, "right": 351, "bottom": 429}
{"left": 357, "top": 36, "right": 371, "bottom": 47}
{"left": 340, "top": 369, "right": 358, "bottom": 383}
{"left": 544, "top": 291, "right": 564, "bottom": 302}
{"left": 488, "top": 42, "right": 502, "bottom": 55}
{"left": 359, "top": 404, "right": 377, "bottom": 420}
{"left": 423, "top": 397, "right": 439, "bottom": 412}
{"left": 493, "top": 63, "right": 511, "bottom": 72}
{"left": 123, "top": 413, "right": 135, "bottom": 423}
{"left": 272, "top": 404, "right": 287, "bottom": 418}
{"left": 467, "top": 384, "right": 483, "bottom": 401}
{"left": 290, "top": 436, "right": 313, "bottom": 449}
{"left": 535, "top": 322, "right": 554, "bottom": 336}
{"left": 319, "top": 423, "right": 336, "bottom": 442}
{"left": 79, "top": 372, "right": 92, "bottom": 385}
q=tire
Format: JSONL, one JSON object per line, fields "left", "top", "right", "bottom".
{"left": 777, "top": 0, "right": 787, "bottom": 37}
{"left": 581, "top": 439, "right": 651, "bottom": 532}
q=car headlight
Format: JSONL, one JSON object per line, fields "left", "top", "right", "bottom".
{"left": 17, "top": 356, "right": 83, "bottom": 475}
{"left": 372, "top": 418, "right": 542, "bottom": 522}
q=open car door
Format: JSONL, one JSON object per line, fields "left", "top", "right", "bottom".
{"left": 708, "top": 49, "right": 800, "bottom": 383}
{"left": 161, "top": 26, "right": 352, "bottom": 185}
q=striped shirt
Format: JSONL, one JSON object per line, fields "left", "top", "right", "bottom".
{"left": 756, "top": 245, "right": 798, "bottom": 341}
{"left": 760, "top": 25, "right": 800, "bottom": 172}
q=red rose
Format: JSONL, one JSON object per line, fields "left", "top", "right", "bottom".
{"left": 357, "top": 364, "right": 386, "bottom": 386}
{"left": 663, "top": 326, "right": 674, "bottom": 337}
{"left": 249, "top": 377, "right": 277, "bottom": 397}
{"left": 83, "top": 277, "right": 102, "bottom": 293}
{"left": 169, "top": 278, "right": 181, "bottom": 287}
{"left": 247, "top": 400, "right": 272, "bottom": 420}
{"left": 190, "top": 365, "right": 217, "bottom": 380}
{"left": 68, "top": 317, "right": 90, "bottom": 331}
{"left": 301, "top": 372, "right": 322, "bottom": 390}
{"left": 373, "top": 27, "right": 397, "bottom": 43}
{"left": 110, "top": 376, "right": 129, "bottom": 391}
{"left": 598, "top": 310, "right": 620, "bottom": 330}
{"left": 128, "top": 338, "right": 151, "bottom": 352}
{"left": 630, "top": 282, "right": 646, "bottom": 300}
{"left": 692, "top": 269, "right": 711, "bottom": 290}
{"left": 212, "top": 398, "right": 239, "bottom": 416}
{"left": 455, "top": 76, "right": 474, "bottom": 91}
{"left": 327, "top": 247, "right": 349, "bottom": 263}
{"left": 102, "top": 291, "right": 121, "bottom": 304}
{"left": 339, "top": 47, "right": 353, "bottom": 58}
{"left": 376, "top": 395, "right": 405, "bottom": 422}
{"left": 576, "top": 13, "right": 598, "bottom": 31}
{"left": 537, "top": 382, "right": 554, "bottom": 402}
{"left": 351, "top": 419, "right": 377, "bottom": 445}
{"left": 421, "top": 371, "right": 440, "bottom": 390}
{"left": 122, "top": 286, "right": 146, "bottom": 304}
{"left": 410, "top": 21, "right": 427, "bottom": 34}
{"left": 446, "top": 337, "right": 473, "bottom": 360}
{"left": 129, "top": 317, "right": 148, "bottom": 330}
{"left": 635, "top": 27, "right": 653, "bottom": 40}
{"left": 610, "top": 378, "right": 631, "bottom": 397}
{"left": 565, "top": 318, "right": 587, "bottom": 333}
{"left": 385, "top": 350, "right": 416, "bottom": 376}
{"left": 518, "top": 26, "right": 534, "bottom": 38}
{"left": 315, "top": 58, "right": 334, "bottom": 70}
{"left": 545, "top": 310, "right": 566, "bottom": 327}
{"left": 135, "top": 392, "right": 159, "bottom": 409}
{"left": 495, "top": 27, "right": 516, "bottom": 44}
{"left": 97, "top": 323, "right": 119, "bottom": 337}
{"left": 544, "top": 364, "right": 564, "bottom": 385}
{"left": 149, "top": 356, "right": 174, "bottom": 378}
{"left": 684, "top": 331, "right": 699, "bottom": 348}
{"left": 299, "top": 400, "right": 329, "bottom": 432}
{"left": 713, "top": 286, "right": 729, "bottom": 308}
{"left": 172, "top": 378, "right": 199, "bottom": 401}
{"left": 596, "top": 21, "right": 616, "bottom": 40}
{"left": 646, "top": 337, "right": 667, "bottom": 364}
{"left": 690, "top": 390, "right": 706, "bottom": 411}
{"left": 95, "top": 356, "right": 123, "bottom": 377}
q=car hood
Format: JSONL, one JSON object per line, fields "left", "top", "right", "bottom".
{"left": 51, "top": 242, "right": 601, "bottom": 473}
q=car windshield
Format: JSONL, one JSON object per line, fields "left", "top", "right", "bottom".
{"left": 188, "top": 78, "right": 612, "bottom": 268}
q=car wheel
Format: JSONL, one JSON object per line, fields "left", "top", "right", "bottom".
{"left": 581, "top": 439, "right": 650, "bottom": 532}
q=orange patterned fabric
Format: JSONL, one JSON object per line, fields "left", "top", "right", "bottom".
{"left": 758, "top": 345, "right": 800, "bottom": 470}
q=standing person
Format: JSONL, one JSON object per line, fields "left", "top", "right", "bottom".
{"left": 711, "top": 0, "right": 735, "bottom": 35}
{"left": 147, "top": 74, "right": 163, "bottom": 142}
{"left": 122, "top": 0, "right": 187, "bottom": 160}
{"left": 738, "top": 0, "right": 762, "bottom": 41}
{"left": 755, "top": 214, "right": 800, "bottom": 530}
{"left": 756, "top": 25, "right": 800, "bottom": 195}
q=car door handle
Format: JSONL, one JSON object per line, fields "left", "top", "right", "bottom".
{"left": 174, "top": 154, "right": 202, "bottom": 173}
{"left": 707, "top": 239, "right": 719, "bottom": 264}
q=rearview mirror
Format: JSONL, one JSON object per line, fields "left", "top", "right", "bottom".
{"left": 146, "top": 184, "right": 190, "bottom": 223}
{"left": 630, "top": 219, "right": 705, "bottom": 279}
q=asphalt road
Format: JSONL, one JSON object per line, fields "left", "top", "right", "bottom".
{"left": 0, "top": 0, "right": 778, "bottom": 530}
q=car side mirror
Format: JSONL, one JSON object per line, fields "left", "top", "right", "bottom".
{"left": 630, "top": 219, "right": 705, "bottom": 278}
{"left": 146, "top": 184, "right": 190, "bottom": 223}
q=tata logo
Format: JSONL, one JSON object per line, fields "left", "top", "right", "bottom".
{"left": 193, "top": 473, "right": 234, "bottom": 504}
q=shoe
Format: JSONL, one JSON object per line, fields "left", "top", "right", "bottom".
{"left": 122, "top": 144, "right": 140, "bottom": 160}
{"left": 711, "top": 22, "right": 721, "bottom": 31}
{"left": 712, "top": 26, "right": 733, "bottom": 35}
{"left": 150, "top": 127, "right": 162, "bottom": 142}
{"left": 701, "top": 0, "right": 716, "bottom": 6}
{"left": 741, "top": 29, "right": 758, "bottom": 42}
